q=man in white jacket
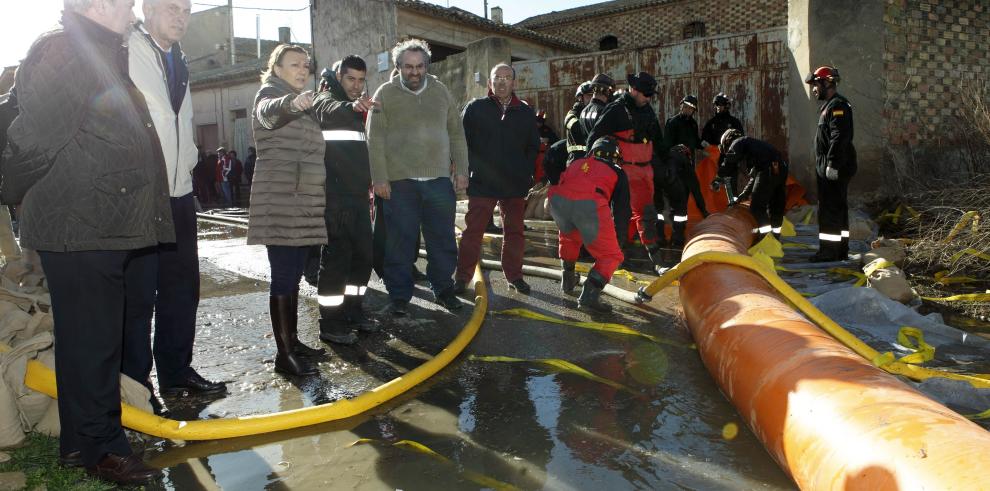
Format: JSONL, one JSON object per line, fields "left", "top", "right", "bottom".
{"left": 124, "top": 0, "right": 225, "bottom": 407}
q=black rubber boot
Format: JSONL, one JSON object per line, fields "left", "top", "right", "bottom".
{"left": 319, "top": 312, "right": 359, "bottom": 345}
{"left": 561, "top": 260, "right": 579, "bottom": 294}
{"left": 270, "top": 295, "right": 318, "bottom": 376}
{"left": 671, "top": 223, "right": 686, "bottom": 250}
{"left": 577, "top": 270, "right": 612, "bottom": 313}
{"left": 345, "top": 295, "right": 379, "bottom": 333}
{"left": 288, "top": 293, "right": 326, "bottom": 358}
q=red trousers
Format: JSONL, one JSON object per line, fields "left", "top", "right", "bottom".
{"left": 623, "top": 163, "right": 657, "bottom": 246}
{"left": 456, "top": 196, "right": 526, "bottom": 282}
{"left": 550, "top": 194, "right": 623, "bottom": 282}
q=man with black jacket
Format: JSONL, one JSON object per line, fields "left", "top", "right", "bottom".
{"left": 806, "top": 66, "right": 856, "bottom": 262}
{"left": 312, "top": 56, "right": 377, "bottom": 344}
{"left": 564, "top": 81, "right": 593, "bottom": 162}
{"left": 717, "top": 130, "right": 789, "bottom": 240}
{"left": 1, "top": 0, "right": 169, "bottom": 484}
{"left": 586, "top": 72, "right": 665, "bottom": 268}
{"left": 454, "top": 63, "right": 540, "bottom": 294}
{"left": 701, "top": 92, "right": 743, "bottom": 147}
{"left": 665, "top": 95, "right": 709, "bottom": 217}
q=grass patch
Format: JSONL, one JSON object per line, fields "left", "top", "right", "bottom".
{"left": 0, "top": 433, "right": 118, "bottom": 490}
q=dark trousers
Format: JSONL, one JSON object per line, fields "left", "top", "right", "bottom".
{"left": 680, "top": 160, "right": 708, "bottom": 215}
{"left": 455, "top": 196, "right": 526, "bottom": 283}
{"left": 816, "top": 173, "right": 851, "bottom": 254}
{"left": 653, "top": 166, "right": 688, "bottom": 247}
{"left": 317, "top": 194, "right": 373, "bottom": 320}
{"left": 40, "top": 249, "right": 152, "bottom": 467}
{"left": 267, "top": 245, "right": 310, "bottom": 296}
{"left": 372, "top": 196, "right": 420, "bottom": 279}
{"left": 382, "top": 178, "right": 457, "bottom": 302}
{"left": 749, "top": 164, "right": 788, "bottom": 237}
{"left": 122, "top": 194, "right": 201, "bottom": 390}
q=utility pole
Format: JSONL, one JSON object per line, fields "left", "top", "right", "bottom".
{"left": 229, "top": 0, "right": 236, "bottom": 65}
{"left": 484, "top": 0, "right": 488, "bottom": 19}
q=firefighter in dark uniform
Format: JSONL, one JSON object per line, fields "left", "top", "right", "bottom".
{"left": 805, "top": 66, "right": 856, "bottom": 262}
{"left": 549, "top": 137, "right": 630, "bottom": 313}
{"left": 716, "top": 129, "right": 789, "bottom": 239}
{"left": 655, "top": 144, "right": 690, "bottom": 261}
{"left": 578, "top": 73, "right": 615, "bottom": 156}
{"left": 586, "top": 72, "right": 665, "bottom": 267}
{"left": 565, "top": 81, "right": 593, "bottom": 162}
{"left": 701, "top": 92, "right": 744, "bottom": 148}
{"left": 312, "top": 56, "right": 377, "bottom": 344}
{"left": 664, "top": 95, "right": 709, "bottom": 217}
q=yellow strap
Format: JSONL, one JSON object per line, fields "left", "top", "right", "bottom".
{"left": 350, "top": 439, "right": 520, "bottom": 491}
{"left": 894, "top": 326, "right": 935, "bottom": 364}
{"left": 613, "top": 268, "right": 653, "bottom": 286}
{"left": 780, "top": 217, "right": 797, "bottom": 237}
{"left": 950, "top": 248, "right": 990, "bottom": 263}
{"left": 829, "top": 267, "right": 868, "bottom": 286}
{"left": 862, "top": 259, "right": 895, "bottom": 277}
{"left": 492, "top": 308, "right": 692, "bottom": 348}
{"left": 747, "top": 235, "right": 784, "bottom": 258}
{"left": 944, "top": 211, "right": 980, "bottom": 243}
{"left": 933, "top": 270, "right": 979, "bottom": 285}
{"left": 920, "top": 292, "right": 990, "bottom": 302}
{"left": 964, "top": 408, "right": 990, "bottom": 420}
{"left": 469, "top": 355, "right": 635, "bottom": 393}
{"left": 639, "top": 250, "right": 990, "bottom": 390}
{"left": 801, "top": 208, "right": 814, "bottom": 225}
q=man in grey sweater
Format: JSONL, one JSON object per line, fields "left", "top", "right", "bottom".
{"left": 367, "top": 39, "right": 469, "bottom": 315}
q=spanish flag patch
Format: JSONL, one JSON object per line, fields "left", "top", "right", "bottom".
{"left": 832, "top": 109, "right": 845, "bottom": 117}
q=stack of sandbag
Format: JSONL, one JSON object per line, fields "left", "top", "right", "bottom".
{"left": 861, "top": 238, "right": 915, "bottom": 303}
{"left": 524, "top": 182, "right": 552, "bottom": 220}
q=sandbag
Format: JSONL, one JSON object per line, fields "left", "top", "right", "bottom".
{"left": 864, "top": 258, "right": 915, "bottom": 304}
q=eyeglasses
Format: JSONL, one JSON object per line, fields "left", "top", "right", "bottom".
{"left": 492, "top": 76, "right": 513, "bottom": 83}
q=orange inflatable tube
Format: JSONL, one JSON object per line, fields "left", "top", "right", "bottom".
{"left": 678, "top": 206, "right": 990, "bottom": 490}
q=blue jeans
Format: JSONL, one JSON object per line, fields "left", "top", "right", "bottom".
{"left": 267, "top": 245, "right": 310, "bottom": 296}
{"left": 221, "top": 181, "right": 233, "bottom": 206}
{"left": 382, "top": 178, "right": 457, "bottom": 302}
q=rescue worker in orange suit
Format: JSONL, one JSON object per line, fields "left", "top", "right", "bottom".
{"left": 664, "top": 95, "right": 709, "bottom": 217}
{"left": 586, "top": 72, "right": 664, "bottom": 267}
{"left": 565, "top": 81, "right": 594, "bottom": 162}
{"left": 715, "top": 129, "right": 789, "bottom": 240}
{"left": 549, "top": 137, "right": 630, "bottom": 313}
{"left": 805, "top": 66, "right": 856, "bottom": 262}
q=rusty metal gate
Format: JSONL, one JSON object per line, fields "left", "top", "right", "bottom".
{"left": 514, "top": 28, "right": 789, "bottom": 158}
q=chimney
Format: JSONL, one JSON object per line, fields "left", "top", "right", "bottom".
{"left": 278, "top": 27, "right": 291, "bottom": 44}
{"left": 491, "top": 6, "right": 503, "bottom": 24}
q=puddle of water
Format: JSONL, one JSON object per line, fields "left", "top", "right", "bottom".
{"left": 141, "top": 219, "right": 796, "bottom": 490}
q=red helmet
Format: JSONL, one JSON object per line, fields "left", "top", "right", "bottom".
{"left": 804, "top": 66, "right": 840, "bottom": 84}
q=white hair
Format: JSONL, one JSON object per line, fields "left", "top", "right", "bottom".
{"left": 64, "top": 0, "right": 96, "bottom": 12}
{"left": 391, "top": 39, "right": 431, "bottom": 68}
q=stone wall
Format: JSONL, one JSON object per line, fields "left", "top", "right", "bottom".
{"left": 882, "top": 0, "right": 990, "bottom": 188}
{"left": 527, "top": 0, "right": 787, "bottom": 51}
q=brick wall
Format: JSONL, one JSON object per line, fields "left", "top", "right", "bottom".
{"left": 883, "top": 0, "right": 990, "bottom": 182}
{"left": 528, "top": 0, "right": 787, "bottom": 51}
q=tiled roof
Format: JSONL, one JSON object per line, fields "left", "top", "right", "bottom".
{"left": 395, "top": 0, "right": 587, "bottom": 53}
{"left": 516, "top": 0, "right": 671, "bottom": 29}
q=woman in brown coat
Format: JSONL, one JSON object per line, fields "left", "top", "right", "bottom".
{"left": 250, "top": 44, "right": 327, "bottom": 376}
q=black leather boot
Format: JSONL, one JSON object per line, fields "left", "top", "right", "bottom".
{"left": 345, "top": 294, "right": 379, "bottom": 333}
{"left": 561, "top": 260, "right": 578, "bottom": 294}
{"left": 288, "top": 293, "right": 326, "bottom": 358}
{"left": 270, "top": 295, "right": 318, "bottom": 376}
{"left": 577, "top": 270, "right": 612, "bottom": 313}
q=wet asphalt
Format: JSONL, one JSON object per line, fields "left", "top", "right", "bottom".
{"left": 138, "top": 216, "right": 796, "bottom": 490}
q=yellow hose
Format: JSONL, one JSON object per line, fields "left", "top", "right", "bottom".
{"left": 17, "top": 265, "right": 488, "bottom": 440}
{"left": 641, "top": 251, "right": 990, "bottom": 389}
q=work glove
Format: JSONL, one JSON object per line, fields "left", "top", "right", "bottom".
{"left": 727, "top": 197, "right": 739, "bottom": 207}
{"left": 709, "top": 179, "right": 721, "bottom": 191}
{"left": 826, "top": 166, "right": 839, "bottom": 181}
